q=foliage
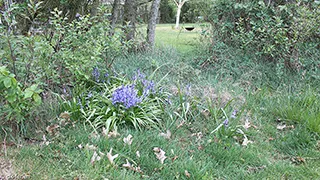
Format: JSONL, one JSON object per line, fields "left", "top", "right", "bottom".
{"left": 159, "top": 0, "right": 175, "bottom": 23}
{"left": 2, "top": 23, "right": 320, "bottom": 179}
{"left": 61, "top": 68, "right": 168, "bottom": 132}
{"left": 0, "top": 4, "right": 130, "bottom": 91}
{"left": 0, "top": 2, "right": 131, "bottom": 137}
{"left": 0, "top": 66, "right": 42, "bottom": 135}
{"left": 204, "top": 0, "right": 320, "bottom": 73}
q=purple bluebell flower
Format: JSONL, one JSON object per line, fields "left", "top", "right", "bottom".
{"left": 142, "top": 80, "right": 156, "bottom": 98}
{"left": 112, "top": 84, "right": 141, "bottom": 109}
{"left": 92, "top": 67, "right": 100, "bottom": 82}
{"left": 132, "top": 69, "right": 147, "bottom": 81}
{"left": 77, "top": 98, "right": 83, "bottom": 109}
{"left": 87, "top": 92, "right": 93, "bottom": 98}
{"left": 165, "top": 95, "right": 172, "bottom": 105}
{"left": 75, "top": 13, "right": 81, "bottom": 18}
{"left": 223, "top": 118, "right": 229, "bottom": 127}
{"left": 104, "top": 73, "right": 109, "bottom": 78}
{"left": 132, "top": 69, "right": 156, "bottom": 98}
{"left": 185, "top": 84, "right": 191, "bottom": 96}
{"left": 231, "top": 110, "right": 238, "bottom": 119}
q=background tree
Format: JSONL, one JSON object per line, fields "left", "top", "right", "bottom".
{"left": 172, "top": 0, "right": 187, "bottom": 29}
{"left": 123, "top": 0, "right": 137, "bottom": 41}
{"left": 90, "top": 0, "right": 100, "bottom": 17}
{"left": 159, "top": 0, "right": 175, "bottom": 23}
{"left": 110, "top": 0, "right": 120, "bottom": 36}
{"left": 146, "top": 0, "right": 161, "bottom": 49}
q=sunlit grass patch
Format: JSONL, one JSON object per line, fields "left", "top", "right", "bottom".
{"left": 265, "top": 89, "right": 320, "bottom": 134}
{"left": 155, "top": 24, "right": 201, "bottom": 53}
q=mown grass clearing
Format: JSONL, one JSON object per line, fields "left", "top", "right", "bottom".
{"left": 155, "top": 24, "right": 202, "bottom": 53}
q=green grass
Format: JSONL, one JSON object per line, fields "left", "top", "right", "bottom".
{"left": 2, "top": 24, "right": 320, "bottom": 179}
{"left": 154, "top": 24, "right": 202, "bottom": 53}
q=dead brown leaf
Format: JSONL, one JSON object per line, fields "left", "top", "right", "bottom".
{"left": 123, "top": 134, "right": 133, "bottom": 145}
{"left": 242, "top": 136, "right": 253, "bottom": 146}
{"left": 243, "top": 119, "right": 251, "bottom": 130}
{"left": 184, "top": 170, "right": 191, "bottom": 178}
{"left": 85, "top": 144, "right": 97, "bottom": 151}
{"left": 291, "top": 157, "right": 306, "bottom": 164}
{"left": 277, "top": 124, "right": 287, "bottom": 130}
{"left": 122, "top": 159, "right": 143, "bottom": 174}
{"left": 247, "top": 165, "right": 266, "bottom": 173}
{"left": 59, "top": 111, "right": 70, "bottom": 120}
{"left": 90, "top": 151, "right": 102, "bottom": 165}
{"left": 177, "top": 121, "right": 185, "bottom": 128}
{"left": 109, "top": 131, "right": 120, "bottom": 138}
{"left": 153, "top": 147, "right": 167, "bottom": 164}
{"left": 89, "top": 132, "right": 100, "bottom": 139}
{"left": 191, "top": 132, "right": 203, "bottom": 142}
{"left": 159, "top": 130, "right": 171, "bottom": 140}
{"left": 201, "top": 109, "right": 210, "bottom": 119}
{"left": 268, "top": 137, "right": 275, "bottom": 141}
{"left": 136, "top": 151, "right": 140, "bottom": 158}
{"left": 172, "top": 155, "right": 179, "bottom": 162}
{"left": 107, "top": 148, "right": 118, "bottom": 165}
{"left": 46, "top": 124, "right": 59, "bottom": 135}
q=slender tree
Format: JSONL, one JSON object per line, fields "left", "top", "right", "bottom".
{"left": 110, "top": 0, "right": 120, "bottom": 36}
{"left": 90, "top": 0, "right": 100, "bottom": 17}
{"left": 172, "top": 0, "right": 187, "bottom": 29}
{"left": 123, "top": 0, "right": 137, "bottom": 41}
{"left": 147, "top": 0, "right": 161, "bottom": 49}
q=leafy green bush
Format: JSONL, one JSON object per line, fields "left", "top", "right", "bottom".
{"left": 0, "top": 66, "right": 42, "bottom": 135}
{"left": 0, "top": 4, "right": 130, "bottom": 93}
{"left": 205, "top": 0, "right": 320, "bottom": 72}
{"left": 61, "top": 68, "right": 168, "bottom": 132}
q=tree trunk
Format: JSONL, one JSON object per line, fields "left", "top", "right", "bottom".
{"left": 110, "top": 0, "right": 120, "bottom": 36}
{"left": 90, "top": 0, "right": 100, "bottom": 17}
{"left": 123, "top": 0, "right": 137, "bottom": 41}
{"left": 147, "top": 0, "right": 161, "bottom": 49}
{"left": 175, "top": 4, "right": 182, "bottom": 29}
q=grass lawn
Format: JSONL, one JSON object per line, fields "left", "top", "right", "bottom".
{"left": 1, "top": 24, "right": 320, "bottom": 179}
{"left": 155, "top": 24, "right": 203, "bottom": 53}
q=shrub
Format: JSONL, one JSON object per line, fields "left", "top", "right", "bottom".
{"left": 205, "top": 0, "right": 320, "bottom": 72}
{"left": 0, "top": 4, "right": 130, "bottom": 93}
{"left": 0, "top": 66, "right": 42, "bottom": 135}
{"left": 61, "top": 68, "right": 168, "bottom": 132}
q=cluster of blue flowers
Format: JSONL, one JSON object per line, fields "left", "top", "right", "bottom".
{"left": 92, "top": 67, "right": 100, "bottom": 82}
{"left": 112, "top": 84, "right": 142, "bottom": 109}
{"left": 223, "top": 110, "right": 238, "bottom": 128}
{"left": 111, "top": 70, "right": 158, "bottom": 109}
{"left": 133, "top": 70, "right": 156, "bottom": 98}
{"left": 92, "top": 67, "right": 109, "bottom": 83}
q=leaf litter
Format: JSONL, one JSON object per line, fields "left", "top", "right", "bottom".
{"left": 153, "top": 147, "right": 167, "bottom": 164}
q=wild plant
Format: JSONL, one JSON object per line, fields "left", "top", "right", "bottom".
{"left": 0, "top": 66, "right": 42, "bottom": 135}
{"left": 61, "top": 68, "right": 168, "bottom": 133}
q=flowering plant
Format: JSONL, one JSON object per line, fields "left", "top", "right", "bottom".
{"left": 112, "top": 84, "right": 141, "bottom": 109}
{"left": 62, "top": 68, "right": 167, "bottom": 132}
